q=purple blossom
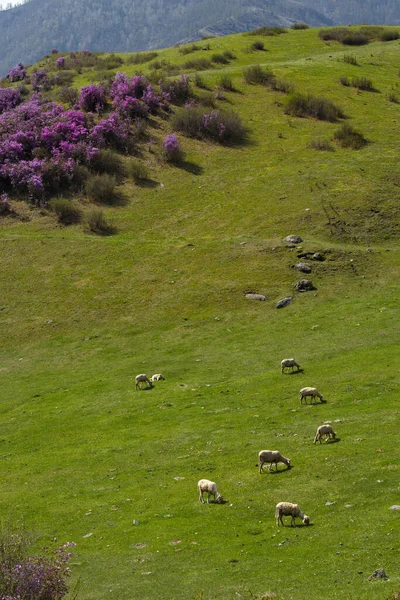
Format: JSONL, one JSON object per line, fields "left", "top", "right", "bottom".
{"left": 79, "top": 85, "right": 105, "bottom": 113}
{"left": 31, "top": 69, "right": 48, "bottom": 91}
{"left": 56, "top": 57, "right": 66, "bottom": 69}
{"left": 0, "top": 88, "right": 21, "bottom": 114}
{"left": 8, "top": 62, "right": 26, "bottom": 82}
{"left": 162, "top": 133, "right": 182, "bottom": 163}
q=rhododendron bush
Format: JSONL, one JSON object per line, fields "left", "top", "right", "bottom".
{"left": 0, "top": 95, "right": 130, "bottom": 202}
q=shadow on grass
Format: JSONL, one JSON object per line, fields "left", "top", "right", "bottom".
{"left": 285, "top": 369, "right": 304, "bottom": 375}
{"left": 258, "top": 466, "right": 293, "bottom": 475}
{"left": 135, "top": 178, "right": 160, "bottom": 189}
{"left": 176, "top": 160, "right": 204, "bottom": 175}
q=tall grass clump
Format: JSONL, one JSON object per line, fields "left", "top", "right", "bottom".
{"left": 387, "top": 91, "right": 399, "bottom": 103}
{"left": 333, "top": 123, "right": 367, "bottom": 149}
{"left": 85, "top": 209, "right": 113, "bottom": 234}
{"left": 285, "top": 92, "right": 345, "bottom": 121}
{"left": 178, "top": 44, "right": 200, "bottom": 55}
{"left": 49, "top": 198, "right": 82, "bottom": 224}
{"left": 343, "top": 54, "right": 358, "bottom": 65}
{"left": 85, "top": 173, "right": 117, "bottom": 204}
{"left": 243, "top": 65, "right": 275, "bottom": 86}
{"left": 379, "top": 30, "right": 399, "bottom": 41}
{"left": 319, "top": 28, "right": 369, "bottom": 45}
{"left": 127, "top": 51, "right": 158, "bottom": 64}
{"left": 342, "top": 32, "right": 369, "bottom": 46}
{"left": 291, "top": 23, "right": 309, "bottom": 30}
{"left": 218, "top": 74, "right": 235, "bottom": 91}
{"left": 128, "top": 159, "right": 149, "bottom": 182}
{"left": 211, "top": 53, "right": 229, "bottom": 65}
{"left": 90, "top": 149, "right": 123, "bottom": 176}
{"left": 309, "top": 138, "right": 334, "bottom": 151}
{"left": 172, "top": 107, "right": 246, "bottom": 144}
{"left": 183, "top": 58, "right": 212, "bottom": 71}
{"left": 193, "top": 73, "right": 208, "bottom": 89}
{"left": 248, "top": 26, "right": 287, "bottom": 36}
{"left": 351, "top": 76, "right": 375, "bottom": 91}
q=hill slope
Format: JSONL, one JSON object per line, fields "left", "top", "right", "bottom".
{"left": 1, "top": 0, "right": 400, "bottom": 74}
{"left": 0, "top": 27, "right": 400, "bottom": 599}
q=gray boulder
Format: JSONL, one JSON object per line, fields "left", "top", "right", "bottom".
{"left": 284, "top": 235, "right": 303, "bottom": 244}
{"left": 294, "top": 262, "right": 312, "bottom": 274}
{"left": 245, "top": 293, "right": 266, "bottom": 301}
{"left": 295, "top": 279, "right": 316, "bottom": 292}
{"left": 276, "top": 296, "right": 293, "bottom": 308}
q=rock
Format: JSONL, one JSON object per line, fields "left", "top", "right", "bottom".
{"left": 245, "top": 293, "right": 266, "bottom": 301}
{"left": 133, "top": 520, "right": 140, "bottom": 525}
{"left": 295, "top": 279, "right": 316, "bottom": 292}
{"left": 325, "top": 501, "right": 336, "bottom": 506}
{"left": 276, "top": 296, "right": 293, "bottom": 308}
{"left": 284, "top": 235, "right": 303, "bottom": 244}
{"left": 389, "top": 505, "right": 400, "bottom": 510}
{"left": 312, "top": 252, "right": 324, "bottom": 261}
{"left": 294, "top": 262, "right": 312, "bottom": 274}
{"left": 368, "top": 569, "right": 388, "bottom": 580}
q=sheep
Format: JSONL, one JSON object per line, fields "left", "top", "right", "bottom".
{"left": 135, "top": 374, "right": 153, "bottom": 390}
{"left": 150, "top": 373, "right": 165, "bottom": 382}
{"left": 300, "top": 387, "right": 324, "bottom": 404}
{"left": 275, "top": 502, "right": 310, "bottom": 527}
{"left": 198, "top": 479, "right": 223, "bottom": 504}
{"left": 314, "top": 424, "right": 336, "bottom": 444}
{"left": 281, "top": 358, "right": 301, "bottom": 373}
{"left": 258, "top": 450, "right": 291, "bottom": 473}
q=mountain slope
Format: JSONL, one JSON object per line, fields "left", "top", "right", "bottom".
{"left": 0, "top": 0, "right": 399, "bottom": 75}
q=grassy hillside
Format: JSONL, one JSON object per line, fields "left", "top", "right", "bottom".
{"left": 0, "top": 27, "right": 399, "bottom": 600}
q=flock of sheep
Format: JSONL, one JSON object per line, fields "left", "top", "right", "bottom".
{"left": 136, "top": 357, "right": 337, "bottom": 527}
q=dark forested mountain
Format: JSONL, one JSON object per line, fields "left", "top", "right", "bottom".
{"left": 0, "top": 0, "right": 399, "bottom": 75}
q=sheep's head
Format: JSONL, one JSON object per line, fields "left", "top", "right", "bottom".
{"left": 215, "top": 494, "right": 224, "bottom": 504}
{"left": 303, "top": 515, "right": 310, "bottom": 526}
{"left": 286, "top": 459, "right": 291, "bottom": 468}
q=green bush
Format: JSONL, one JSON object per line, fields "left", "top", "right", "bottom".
{"left": 379, "top": 30, "right": 399, "bottom": 42}
{"left": 218, "top": 74, "right": 235, "bottom": 91}
{"left": 342, "top": 32, "right": 369, "bottom": 46}
{"left": 309, "top": 138, "right": 335, "bottom": 151}
{"left": 85, "top": 174, "right": 117, "bottom": 204}
{"left": 272, "top": 78, "right": 294, "bottom": 94}
{"left": 285, "top": 92, "right": 345, "bottom": 121}
{"left": 243, "top": 65, "right": 276, "bottom": 86}
{"left": 211, "top": 53, "right": 229, "bottom": 64}
{"left": 183, "top": 58, "right": 212, "bottom": 71}
{"left": 193, "top": 73, "right": 208, "bottom": 89}
{"left": 251, "top": 40, "right": 265, "bottom": 51}
{"left": 248, "top": 26, "right": 287, "bottom": 36}
{"left": 90, "top": 150, "right": 123, "bottom": 176}
{"left": 127, "top": 51, "right": 158, "bottom": 64}
{"left": 291, "top": 23, "right": 309, "bottom": 30}
{"left": 178, "top": 44, "right": 200, "bottom": 55}
{"left": 319, "top": 27, "right": 369, "bottom": 45}
{"left": 196, "top": 91, "right": 216, "bottom": 107}
{"left": 340, "top": 75, "right": 350, "bottom": 86}
{"left": 49, "top": 198, "right": 82, "bottom": 225}
{"left": 85, "top": 209, "right": 113, "bottom": 235}
{"left": 343, "top": 54, "right": 358, "bottom": 65}
{"left": 387, "top": 92, "right": 399, "bottom": 103}
{"left": 223, "top": 50, "right": 236, "bottom": 60}
{"left": 333, "top": 123, "right": 367, "bottom": 149}
{"left": 128, "top": 159, "right": 149, "bottom": 183}
{"left": 172, "top": 107, "right": 246, "bottom": 144}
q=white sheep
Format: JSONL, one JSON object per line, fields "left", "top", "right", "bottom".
{"left": 258, "top": 450, "right": 291, "bottom": 473}
{"left": 198, "top": 479, "right": 223, "bottom": 504}
{"left": 314, "top": 424, "right": 336, "bottom": 444}
{"left": 135, "top": 374, "right": 153, "bottom": 390}
{"left": 300, "top": 387, "right": 324, "bottom": 404}
{"left": 275, "top": 502, "right": 310, "bottom": 527}
{"left": 281, "top": 358, "right": 301, "bottom": 373}
{"left": 150, "top": 373, "right": 165, "bottom": 382}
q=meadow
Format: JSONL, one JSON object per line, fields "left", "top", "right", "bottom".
{"left": 0, "top": 25, "right": 399, "bottom": 599}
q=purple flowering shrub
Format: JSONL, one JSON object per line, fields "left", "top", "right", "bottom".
{"left": 31, "top": 70, "right": 48, "bottom": 91}
{"left": 8, "top": 63, "right": 26, "bottom": 82}
{"left": 159, "top": 74, "right": 191, "bottom": 104}
{"left": 79, "top": 85, "right": 106, "bottom": 113}
{"left": 51, "top": 48, "right": 59, "bottom": 55}
{"left": 110, "top": 72, "right": 168, "bottom": 117}
{"left": 56, "top": 57, "right": 66, "bottom": 70}
{"left": 0, "top": 88, "right": 21, "bottom": 114}
{"left": 0, "top": 96, "right": 116, "bottom": 201}
{"left": 162, "top": 133, "right": 183, "bottom": 163}
{"left": 0, "top": 541, "right": 75, "bottom": 599}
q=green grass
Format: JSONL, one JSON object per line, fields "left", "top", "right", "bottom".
{"left": 1, "top": 25, "right": 400, "bottom": 600}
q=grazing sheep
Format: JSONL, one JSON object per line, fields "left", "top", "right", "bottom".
{"left": 281, "top": 358, "right": 301, "bottom": 374}
{"left": 198, "top": 479, "right": 223, "bottom": 504}
{"left": 300, "top": 387, "right": 324, "bottom": 404}
{"left": 150, "top": 374, "right": 165, "bottom": 382}
{"left": 314, "top": 424, "right": 336, "bottom": 444}
{"left": 275, "top": 502, "right": 310, "bottom": 527}
{"left": 258, "top": 450, "right": 291, "bottom": 473}
{"left": 135, "top": 374, "right": 153, "bottom": 390}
